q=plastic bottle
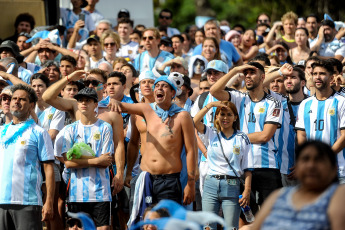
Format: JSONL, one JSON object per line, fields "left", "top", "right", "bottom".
{"left": 239, "top": 195, "right": 255, "bottom": 223}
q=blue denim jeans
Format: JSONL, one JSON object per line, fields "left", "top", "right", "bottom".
{"left": 202, "top": 175, "right": 241, "bottom": 230}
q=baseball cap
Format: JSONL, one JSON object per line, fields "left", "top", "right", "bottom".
{"left": 118, "top": 9, "right": 130, "bottom": 19}
{"left": 204, "top": 60, "right": 228, "bottom": 73}
{"left": 87, "top": 35, "right": 100, "bottom": 44}
{"left": 160, "top": 37, "right": 172, "bottom": 47}
{"left": 247, "top": 62, "right": 265, "bottom": 73}
{"left": 139, "top": 70, "right": 157, "bottom": 82}
{"left": 74, "top": 87, "right": 98, "bottom": 102}
{"left": 171, "top": 57, "right": 188, "bottom": 70}
{"left": 0, "top": 40, "right": 24, "bottom": 63}
{"left": 0, "top": 85, "right": 12, "bottom": 96}
{"left": 182, "top": 75, "right": 193, "bottom": 97}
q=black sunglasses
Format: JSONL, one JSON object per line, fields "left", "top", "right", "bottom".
{"left": 143, "top": 36, "right": 154, "bottom": 41}
{"left": 83, "top": 79, "right": 101, "bottom": 86}
{"left": 159, "top": 15, "right": 171, "bottom": 20}
{"left": 1, "top": 95, "right": 11, "bottom": 101}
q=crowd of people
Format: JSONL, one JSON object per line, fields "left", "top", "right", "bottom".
{"left": 1, "top": 1, "right": 345, "bottom": 229}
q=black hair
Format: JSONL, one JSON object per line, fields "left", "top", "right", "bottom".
{"left": 159, "top": 8, "right": 173, "bottom": 18}
{"left": 322, "top": 19, "right": 335, "bottom": 29}
{"left": 89, "top": 68, "right": 107, "bottom": 83}
{"left": 171, "top": 34, "right": 184, "bottom": 43}
{"left": 306, "top": 14, "right": 319, "bottom": 23}
{"left": 108, "top": 71, "right": 126, "bottom": 85}
{"left": 296, "top": 140, "right": 337, "bottom": 171}
{"left": 247, "top": 61, "right": 265, "bottom": 73}
{"left": 158, "top": 26, "right": 168, "bottom": 33}
{"left": 118, "top": 18, "right": 134, "bottom": 28}
{"left": 60, "top": 55, "right": 77, "bottom": 67}
{"left": 14, "top": 13, "right": 35, "bottom": 31}
{"left": 306, "top": 56, "right": 320, "bottom": 65}
{"left": 250, "top": 53, "right": 271, "bottom": 66}
{"left": 296, "top": 27, "right": 309, "bottom": 37}
{"left": 182, "top": 32, "right": 191, "bottom": 41}
{"left": 327, "top": 58, "right": 343, "bottom": 74}
{"left": 293, "top": 66, "right": 306, "bottom": 81}
{"left": 11, "top": 83, "right": 38, "bottom": 104}
{"left": 131, "top": 29, "right": 142, "bottom": 39}
{"left": 311, "top": 60, "right": 335, "bottom": 75}
{"left": 232, "top": 24, "right": 246, "bottom": 34}
{"left": 276, "top": 41, "right": 293, "bottom": 64}
{"left": 200, "top": 74, "right": 208, "bottom": 82}
{"left": 30, "top": 73, "right": 50, "bottom": 87}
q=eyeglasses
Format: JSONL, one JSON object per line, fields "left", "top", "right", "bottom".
{"left": 1, "top": 95, "right": 11, "bottom": 102}
{"left": 159, "top": 15, "right": 171, "bottom": 20}
{"left": 18, "top": 32, "right": 32, "bottom": 39}
{"left": 104, "top": 42, "right": 116, "bottom": 47}
{"left": 139, "top": 45, "right": 145, "bottom": 49}
{"left": 83, "top": 79, "right": 101, "bottom": 86}
{"left": 143, "top": 36, "right": 155, "bottom": 41}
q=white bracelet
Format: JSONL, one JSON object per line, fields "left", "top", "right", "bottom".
{"left": 278, "top": 69, "right": 284, "bottom": 77}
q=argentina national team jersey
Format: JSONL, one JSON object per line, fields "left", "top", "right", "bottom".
{"left": 295, "top": 91, "right": 345, "bottom": 176}
{"left": 229, "top": 90, "right": 283, "bottom": 169}
{"left": 269, "top": 91, "right": 298, "bottom": 175}
{"left": 200, "top": 126, "right": 253, "bottom": 176}
{"left": 0, "top": 120, "right": 54, "bottom": 206}
{"left": 62, "top": 119, "right": 114, "bottom": 202}
{"left": 36, "top": 105, "right": 65, "bottom": 133}
{"left": 117, "top": 41, "right": 139, "bottom": 61}
{"left": 134, "top": 50, "right": 174, "bottom": 74}
{"left": 191, "top": 92, "right": 218, "bottom": 126}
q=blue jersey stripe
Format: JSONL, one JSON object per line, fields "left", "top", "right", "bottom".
{"left": 330, "top": 99, "right": 338, "bottom": 145}
{"left": 315, "top": 101, "right": 325, "bottom": 140}
{"left": 239, "top": 98, "right": 246, "bottom": 131}
{"left": 82, "top": 168, "right": 89, "bottom": 202}
{"left": 304, "top": 100, "right": 312, "bottom": 139}
{"left": 260, "top": 102, "right": 269, "bottom": 168}
{"left": 95, "top": 168, "right": 103, "bottom": 201}
{"left": 248, "top": 102, "right": 256, "bottom": 134}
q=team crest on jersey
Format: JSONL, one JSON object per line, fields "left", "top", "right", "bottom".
{"left": 47, "top": 113, "right": 53, "bottom": 120}
{"left": 258, "top": 107, "right": 265, "bottom": 113}
{"left": 20, "top": 140, "right": 26, "bottom": 146}
{"left": 212, "top": 142, "right": 218, "bottom": 147}
{"left": 93, "top": 131, "right": 101, "bottom": 140}
{"left": 128, "top": 50, "right": 133, "bottom": 54}
{"left": 233, "top": 145, "right": 240, "bottom": 155}
{"left": 328, "top": 108, "right": 335, "bottom": 116}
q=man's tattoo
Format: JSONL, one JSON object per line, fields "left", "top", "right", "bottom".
{"left": 160, "top": 117, "right": 173, "bottom": 137}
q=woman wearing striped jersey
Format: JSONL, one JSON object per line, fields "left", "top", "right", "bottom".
{"left": 194, "top": 101, "right": 253, "bottom": 230}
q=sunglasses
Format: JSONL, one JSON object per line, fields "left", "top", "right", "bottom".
{"left": 139, "top": 45, "right": 145, "bottom": 49}
{"left": 1, "top": 95, "right": 11, "bottom": 101}
{"left": 143, "top": 36, "right": 155, "bottom": 41}
{"left": 159, "top": 15, "right": 171, "bottom": 20}
{"left": 104, "top": 42, "right": 116, "bottom": 47}
{"left": 83, "top": 79, "right": 101, "bottom": 86}
{"left": 18, "top": 32, "right": 32, "bottom": 39}
{"left": 258, "top": 19, "right": 269, "bottom": 23}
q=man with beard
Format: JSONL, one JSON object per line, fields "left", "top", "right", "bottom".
{"left": 0, "top": 84, "right": 55, "bottom": 229}
{"left": 210, "top": 62, "right": 283, "bottom": 206}
{"left": 264, "top": 64, "right": 308, "bottom": 186}
{"left": 311, "top": 20, "right": 345, "bottom": 61}
{"left": 296, "top": 60, "right": 345, "bottom": 184}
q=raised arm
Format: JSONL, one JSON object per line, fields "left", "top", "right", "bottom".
{"left": 67, "top": 20, "right": 85, "bottom": 49}
{"left": 263, "top": 63, "right": 293, "bottom": 87}
{"left": 0, "top": 71, "right": 29, "bottom": 86}
{"left": 42, "top": 70, "right": 85, "bottom": 112}
{"left": 47, "top": 42, "right": 78, "bottom": 60}
{"left": 193, "top": 101, "right": 227, "bottom": 133}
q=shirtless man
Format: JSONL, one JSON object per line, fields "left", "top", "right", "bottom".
{"left": 42, "top": 69, "right": 125, "bottom": 194}
{"left": 116, "top": 75, "right": 196, "bottom": 207}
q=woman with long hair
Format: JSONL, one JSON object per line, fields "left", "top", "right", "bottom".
{"left": 194, "top": 101, "right": 253, "bottom": 230}
{"left": 289, "top": 27, "right": 310, "bottom": 64}
{"left": 101, "top": 31, "right": 121, "bottom": 65}
{"left": 201, "top": 37, "right": 221, "bottom": 62}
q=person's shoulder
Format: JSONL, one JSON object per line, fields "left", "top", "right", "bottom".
{"left": 265, "top": 93, "right": 282, "bottom": 107}
{"left": 97, "top": 119, "right": 113, "bottom": 130}
{"left": 160, "top": 50, "right": 175, "bottom": 58}
{"left": 235, "top": 131, "right": 251, "bottom": 143}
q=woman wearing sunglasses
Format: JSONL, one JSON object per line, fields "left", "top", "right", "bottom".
{"left": 101, "top": 31, "right": 121, "bottom": 65}
{"left": 194, "top": 100, "right": 253, "bottom": 230}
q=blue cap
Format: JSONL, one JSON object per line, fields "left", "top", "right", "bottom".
{"left": 153, "top": 76, "right": 178, "bottom": 98}
{"left": 204, "top": 60, "right": 228, "bottom": 73}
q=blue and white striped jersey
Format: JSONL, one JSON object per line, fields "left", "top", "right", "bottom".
{"left": 36, "top": 105, "right": 65, "bottom": 133}
{"left": 191, "top": 92, "right": 218, "bottom": 127}
{"left": 0, "top": 120, "right": 54, "bottom": 205}
{"left": 295, "top": 91, "right": 345, "bottom": 176}
{"left": 199, "top": 126, "right": 253, "bottom": 176}
{"left": 62, "top": 119, "right": 114, "bottom": 202}
{"left": 269, "top": 91, "right": 300, "bottom": 174}
{"left": 134, "top": 50, "right": 174, "bottom": 74}
{"left": 229, "top": 90, "right": 283, "bottom": 169}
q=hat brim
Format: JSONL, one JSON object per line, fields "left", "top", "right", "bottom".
{"left": 0, "top": 46, "right": 24, "bottom": 63}
{"left": 74, "top": 94, "right": 98, "bottom": 102}
{"left": 87, "top": 38, "right": 100, "bottom": 44}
